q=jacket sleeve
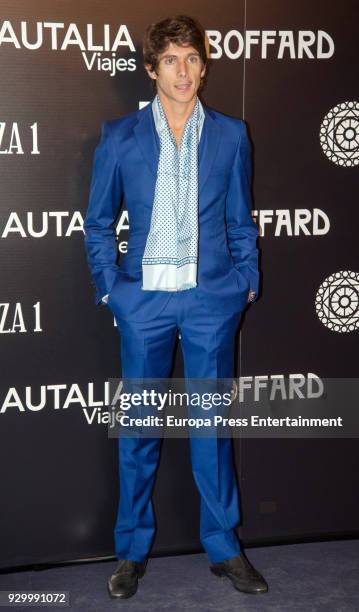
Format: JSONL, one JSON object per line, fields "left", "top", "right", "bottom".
{"left": 225, "top": 120, "right": 260, "bottom": 302}
{"left": 83, "top": 121, "right": 123, "bottom": 306}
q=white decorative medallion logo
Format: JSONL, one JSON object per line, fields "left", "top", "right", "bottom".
{"left": 316, "top": 271, "right": 359, "bottom": 333}
{"left": 320, "top": 101, "right": 359, "bottom": 167}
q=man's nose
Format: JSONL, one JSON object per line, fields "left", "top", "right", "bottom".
{"left": 177, "top": 60, "right": 188, "bottom": 77}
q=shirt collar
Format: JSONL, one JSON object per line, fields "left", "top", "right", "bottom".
{"left": 151, "top": 94, "right": 205, "bottom": 141}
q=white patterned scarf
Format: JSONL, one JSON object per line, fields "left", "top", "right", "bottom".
{"left": 142, "top": 94, "right": 201, "bottom": 291}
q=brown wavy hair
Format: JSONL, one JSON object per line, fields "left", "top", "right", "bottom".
{"left": 143, "top": 15, "right": 208, "bottom": 92}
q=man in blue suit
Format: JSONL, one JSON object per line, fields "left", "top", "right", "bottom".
{"left": 84, "top": 15, "right": 267, "bottom": 600}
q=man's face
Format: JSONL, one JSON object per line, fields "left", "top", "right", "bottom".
{"left": 145, "top": 42, "right": 206, "bottom": 104}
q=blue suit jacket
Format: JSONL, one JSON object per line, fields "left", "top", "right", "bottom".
{"left": 84, "top": 100, "right": 260, "bottom": 322}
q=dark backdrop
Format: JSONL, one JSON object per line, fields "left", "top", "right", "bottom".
{"left": 0, "top": 0, "right": 358, "bottom": 569}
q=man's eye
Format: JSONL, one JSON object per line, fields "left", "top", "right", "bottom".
{"left": 189, "top": 56, "right": 198, "bottom": 62}
{"left": 165, "top": 57, "right": 174, "bottom": 64}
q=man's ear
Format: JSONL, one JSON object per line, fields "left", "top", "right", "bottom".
{"left": 200, "top": 63, "right": 206, "bottom": 79}
{"left": 145, "top": 63, "right": 157, "bottom": 81}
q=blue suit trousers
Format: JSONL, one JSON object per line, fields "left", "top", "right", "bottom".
{"left": 113, "top": 287, "right": 243, "bottom": 563}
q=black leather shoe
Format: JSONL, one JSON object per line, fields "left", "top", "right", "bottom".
{"left": 210, "top": 553, "right": 268, "bottom": 594}
{"left": 107, "top": 558, "right": 147, "bottom": 599}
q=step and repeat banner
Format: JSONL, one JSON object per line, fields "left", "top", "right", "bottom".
{"left": 0, "top": 1, "right": 358, "bottom": 568}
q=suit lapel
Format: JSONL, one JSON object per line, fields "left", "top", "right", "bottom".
{"left": 133, "top": 102, "right": 160, "bottom": 179}
{"left": 132, "top": 100, "right": 221, "bottom": 197}
{"left": 198, "top": 105, "right": 221, "bottom": 194}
